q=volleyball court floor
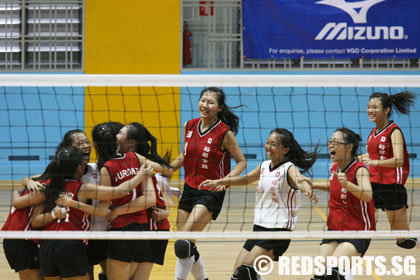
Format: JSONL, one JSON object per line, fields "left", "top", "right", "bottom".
{"left": 0, "top": 179, "right": 419, "bottom": 279}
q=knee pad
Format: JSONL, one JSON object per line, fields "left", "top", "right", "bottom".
{"left": 236, "top": 264, "right": 258, "bottom": 280}
{"left": 396, "top": 238, "right": 417, "bottom": 249}
{"left": 174, "top": 240, "right": 196, "bottom": 259}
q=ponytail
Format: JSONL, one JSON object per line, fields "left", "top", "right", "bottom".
{"left": 271, "top": 128, "right": 318, "bottom": 173}
{"left": 92, "top": 123, "right": 118, "bottom": 169}
{"left": 126, "top": 122, "right": 171, "bottom": 168}
{"left": 45, "top": 146, "right": 83, "bottom": 206}
{"left": 370, "top": 91, "right": 416, "bottom": 118}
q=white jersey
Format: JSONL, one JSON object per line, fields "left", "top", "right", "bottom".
{"left": 254, "top": 160, "right": 300, "bottom": 230}
{"left": 81, "top": 163, "right": 108, "bottom": 231}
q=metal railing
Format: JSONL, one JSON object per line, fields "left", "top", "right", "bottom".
{"left": 0, "top": 0, "right": 83, "bottom": 71}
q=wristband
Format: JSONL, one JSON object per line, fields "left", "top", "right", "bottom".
{"left": 51, "top": 209, "right": 57, "bottom": 219}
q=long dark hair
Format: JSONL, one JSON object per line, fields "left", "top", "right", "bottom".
{"left": 92, "top": 123, "right": 118, "bottom": 169}
{"left": 55, "top": 129, "right": 85, "bottom": 154}
{"left": 271, "top": 128, "right": 318, "bottom": 173}
{"left": 126, "top": 122, "right": 171, "bottom": 168}
{"left": 45, "top": 145, "right": 83, "bottom": 206}
{"left": 370, "top": 91, "right": 416, "bottom": 118}
{"left": 102, "top": 121, "right": 124, "bottom": 135}
{"left": 199, "top": 87, "right": 241, "bottom": 135}
{"left": 334, "top": 127, "right": 362, "bottom": 158}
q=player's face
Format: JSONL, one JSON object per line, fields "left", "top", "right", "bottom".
{"left": 367, "top": 97, "right": 388, "bottom": 123}
{"left": 71, "top": 132, "right": 91, "bottom": 164}
{"left": 265, "top": 132, "right": 289, "bottom": 164}
{"left": 117, "top": 126, "right": 130, "bottom": 153}
{"left": 328, "top": 131, "right": 351, "bottom": 163}
{"left": 198, "top": 91, "right": 222, "bottom": 121}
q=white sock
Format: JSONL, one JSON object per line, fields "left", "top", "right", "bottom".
{"left": 190, "top": 256, "right": 207, "bottom": 280}
{"left": 175, "top": 256, "right": 194, "bottom": 280}
{"left": 415, "top": 239, "right": 420, "bottom": 250}
{"left": 345, "top": 271, "right": 354, "bottom": 280}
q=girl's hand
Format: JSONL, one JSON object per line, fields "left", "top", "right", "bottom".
{"left": 198, "top": 179, "right": 225, "bottom": 191}
{"left": 333, "top": 171, "right": 348, "bottom": 187}
{"left": 362, "top": 158, "right": 379, "bottom": 167}
{"left": 150, "top": 207, "right": 169, "bottom": 222}
{"left": 27, "top": 179, "right": 45, "bottom": 193}
{"left": 55, "top": 194, "right": 73, "bottom": 207}
{"left": 304, "top": 190, "right": 318, "bottom": 204}
{"left": 51, "top": 206, "right": 68, "bottom": 220}
{"left": 139, "top": 162, "right": 154, "bottom": 178}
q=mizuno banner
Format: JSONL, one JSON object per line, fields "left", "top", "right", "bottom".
{"left": 242, "top": 0, "right": 420, "bottom": 59}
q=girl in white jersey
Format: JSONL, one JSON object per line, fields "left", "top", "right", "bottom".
{"left": 200, "top": 128, "right": 318, "bottom": 280}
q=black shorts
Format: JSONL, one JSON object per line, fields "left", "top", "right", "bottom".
{"left": 178, "top": 183, "right": 225, "bottom": 220}
{"left": 40, "top": 239, "right": 89, "bottom": 278}
{"left": 150, "top": 230, "right": 169, "bottom": 266}
{"left": 371, "top": 183, "right": 408, "bottom": 211}
{"left": 107, "top": 223, "right": 152, "bottom": 263}
{"left": 321, "top": 238, "right": 371, "bottom": 257}
{"left": 243, "top": 225, "right": 291, "bottom": 261}
{"left": 87, "top": 239, "right": 107, "bottom": 266}
{"left": 3, "top": 239, "right": 40, "bottom": 272}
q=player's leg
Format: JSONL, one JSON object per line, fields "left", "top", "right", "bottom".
{"left": 130, "top": 262, "right": 153, "bottom": 280}
{"left": 106, "top": 258, "right": 131, "bottom": 280}
{"left": 18, "top": 268, "right": 43, "bottom": 280}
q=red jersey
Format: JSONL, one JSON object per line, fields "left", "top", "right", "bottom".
{"left": 183, "top": 118, "right": 231, "bottom": 189}
{"left": 148, "top": 175, "right": 170, "bottom": 231}
{"left": 1, "top": 188, "right": 34, "bottom": 232}
{"left": 366, "top": 122, "right": 409, "bottom": 185}
{"left": 43, "top": 180, "right": 91, "bottom": 233}
{"left": 104, "top": 152, "right": 148, "bottom": 228}
{"left": 327, "top": 160, "right": 376, "bottom": 231}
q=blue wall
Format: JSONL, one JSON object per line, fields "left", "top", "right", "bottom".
{"left": 0, "top": 86, "right": 85, "bottom": 180}
{"left": 1, "top": 72, "right": 419, "bottom": 180}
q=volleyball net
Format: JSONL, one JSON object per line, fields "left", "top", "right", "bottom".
{"left": 0, "top": 74, "right": 420, "bottom": 240}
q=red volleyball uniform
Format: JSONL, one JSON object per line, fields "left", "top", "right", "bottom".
{"left": 327, "top": 160, "right": 376, "bottom": 231}
{"left": 183, "top": 118, "right": 231, "bottom": 189}
{"left": 1, "top": 188, "right": 34, "bottom": 232}
{"left": 148, "top": 176, "right": 170, "bottom": 230}
{"left": 104, "top": 152, "right": 148, "bottom": 229}
{"left": 367, "top": 121, "right": 410, "bottom": 185}
{"left": 43, "top": 180, "right": 91, "bottom": 243}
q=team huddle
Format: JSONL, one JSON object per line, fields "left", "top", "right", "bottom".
{"left": 1, "top": 87, "right": 417, "bottom": 280}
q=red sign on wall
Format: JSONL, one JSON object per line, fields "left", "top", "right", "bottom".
{"left": 199, "top": 1, "right": 214, "bottom": 16}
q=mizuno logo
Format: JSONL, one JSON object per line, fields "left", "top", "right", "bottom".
{"left": 315, "top": 23, "right": 404, "bottom": 40}
{"left": 316, "top": 0, "right": 386, "bottom": 24}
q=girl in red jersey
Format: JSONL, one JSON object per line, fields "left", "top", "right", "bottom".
{"left": 358, "top": 91, "right": 417, "bottom": 250}
{"left": 199, "top": 128, "right": 318, "bottom": 280}
{"left": 307, "top": 128, "right": 375, "bottom": 280}
{"left": 31, "top": 145, "right": 153, "bottom": 280}
{"left": 1, "top": 183, "right": 46, "bottom": 280}
{"left": 91, "top": 123, "right": 158, "bottom": 280}
{"left": 107, "top": 122, "right": 173, "bottom": 280}
{"left": 170, "top": 87, "right": 247, "bottom": 280}
{"left": 3, "top": 129, "right": 102, "bottom": 280}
